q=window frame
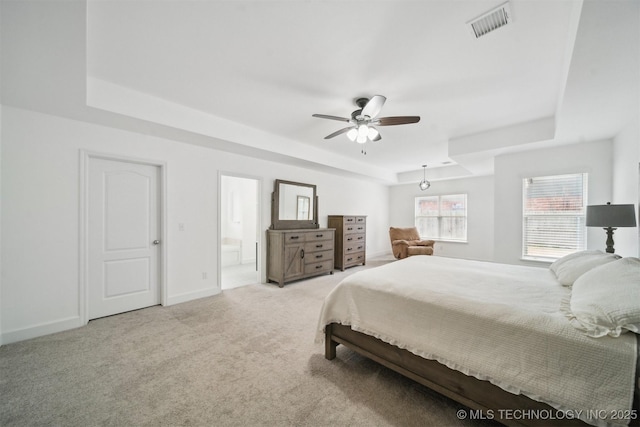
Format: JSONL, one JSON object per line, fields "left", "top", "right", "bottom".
{"left": 521, "top": 173, "right": 588, "bottom": 262}
{"left": 414, "top": 194, "right": 468, "bottom": 243}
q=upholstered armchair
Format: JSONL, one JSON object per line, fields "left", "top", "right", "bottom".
{"left": 389, "top": 227, "right": 435, "bottom": 259}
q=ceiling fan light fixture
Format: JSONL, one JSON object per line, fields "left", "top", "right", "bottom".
{"left": 346, "top": 128, "right": 358, "bottom": 141}
{"left": 419, "top": 164, "right": 431, "bottom": 191}
{"left": 356, "top": 124, "right": 369, "bottom": 143}
{"left": 367, "top": 127, "right": 379, "bottom": 140}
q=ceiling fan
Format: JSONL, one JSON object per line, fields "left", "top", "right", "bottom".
{"left": 312, "top": 95, "right": 420, "bottom": 147}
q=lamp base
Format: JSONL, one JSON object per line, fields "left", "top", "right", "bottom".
{"left": 603, "top": 227, "right": 617, "bottom": 253}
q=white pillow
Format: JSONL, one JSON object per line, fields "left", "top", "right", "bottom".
{"left": 551, "top": 251, "right": 620, "bottom": 286}
{"left": 550, "top": 250, "right": 603, "bottom": 275}
{"left": 563, "top": 257, "right": 640, "bottom": 337}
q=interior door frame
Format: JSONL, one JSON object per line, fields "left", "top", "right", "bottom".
{"left": 218, "top": 171, "right": 263, "bottom": 289}
{"left": 79, "top": 150, "right": 168, "bottom": 325}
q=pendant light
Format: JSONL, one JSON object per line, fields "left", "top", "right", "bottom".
{"left": 418, "top": 164, "right": 431, "bottom": 191}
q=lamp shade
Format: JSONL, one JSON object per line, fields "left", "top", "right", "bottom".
{"left": 586, "top": 203, "right": 637, "bottom": 227}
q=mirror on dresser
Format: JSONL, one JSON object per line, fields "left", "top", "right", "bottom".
{"left": 270, "top": 179, "right": 318, "bottom": 230}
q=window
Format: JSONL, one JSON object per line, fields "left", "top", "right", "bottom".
{"left": 522, "top": 173, "right": 587, "bottom": 261}
{"left": 415, "top": 194, "right": 467, "bottom": 242}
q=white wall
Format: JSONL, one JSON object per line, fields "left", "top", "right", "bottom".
{"left": 612, "top": 119, "right": 640, "bottom": 257}
{"left": 0, "top": 106, "right": 390, "bottom": 344}
{"left": 494, "top": 140, "right": 614, "bottom": 266}
{"left": 389, "top": 175, "right": 495, "bottom": 261}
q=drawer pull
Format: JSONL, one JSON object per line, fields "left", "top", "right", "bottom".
{"left": 316, "top": 244, "right": 323, "bottom": 248}
{"left": 347, "top": 257, "right": 353, "bottom": 262}
{"left": 347, "top": 218, "right": 354, "bottom": 222}
{"left": 347, "top": 237, "right": 353, "bottom": 241}
{"left": 347, "top": 247, "right": 352, "bottom": 251}
{"left": 316, "top": 265, "right": 323, "bottom": 269}
{"left": 315, "top": 254, "right": 323, "bottom": 259}
{"left": 316, "top": 234, "right": 323, "bottom": 238}
{"left": 357, "top": 236, "right": 363, "bottom": 240}
{"left": 300, "top": 249, "right": 305, "bottom": 259}
{"left": 290, "top": 236, "right": 299, "bottom": 240}
{"left": 347, "top": 227, "right": 353, "bottom": 231}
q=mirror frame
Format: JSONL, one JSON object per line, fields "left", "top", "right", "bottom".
{"left": 271, "top": 179, "right": 319, "bottom": 230}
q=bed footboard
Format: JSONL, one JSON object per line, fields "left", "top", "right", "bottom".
{"left": 325, "top": 323, "right": 640, "bottom": 427}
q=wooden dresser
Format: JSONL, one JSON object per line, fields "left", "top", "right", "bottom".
{"left": 267, "top": 228, "right": 335, "bottom": 287}
{"left": 328, "top": 215, "right": 366, "bottom": 271}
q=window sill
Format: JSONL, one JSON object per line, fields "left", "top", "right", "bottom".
{"left": 521, "top": 257, "right": 554, "bottom": 264}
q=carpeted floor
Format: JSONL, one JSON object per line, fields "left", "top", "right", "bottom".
{"left": 0, "top": 259, "right": 500, "bottom": 427}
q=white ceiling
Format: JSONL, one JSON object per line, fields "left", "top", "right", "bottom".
{"left": 84, "top": 0, "right": 639, "bottom": 183}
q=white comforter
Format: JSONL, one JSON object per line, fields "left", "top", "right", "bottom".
{"left": 316, "top": 256, "right": 637, "bottom": 427}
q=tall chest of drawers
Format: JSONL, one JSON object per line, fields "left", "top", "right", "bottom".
{"left": 267, "top": 228, "right": 335, "bottom": 287}
{"left": 328, "top": 215, "right": 366, "bottom": 271}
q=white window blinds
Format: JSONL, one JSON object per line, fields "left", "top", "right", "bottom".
{"left": 522, "top": 173, "right": 587, "bottom": 260}
{"left": 415, "top": 194, "right": 467, "bottom": 242}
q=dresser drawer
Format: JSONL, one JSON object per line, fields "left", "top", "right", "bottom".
{"left": 305, "top": 249, "right": 333, "bottom": 263}
{"left": 304, "top": 259, "right": 333, "bottom": 275}
{"left": 304, "top": 240, "right": 333, "bottom": 253}
{"left": 343, "top": 252, "right": 365, "bottom": 267}
{"left": 344, "top": 233, "right": 365, "bottom": 245}
{"left": 355, "top": 216, "right": 366, "bottom": 224}
{"left": 344, "top": 224, "right": 365, "bottom": 235}
{"left": 343, "top": 216, "right": 357, "bottom": 225}
{"left": 284, "top": 232, "right": 306, "bottom": 244}
{"left": 345, "top": 241, "right": 365, "bottom": 254}
{"left": 306, "top": 230, "right": 333, "bottom": 242}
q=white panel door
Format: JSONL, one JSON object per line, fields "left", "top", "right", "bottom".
{"left": 88, "top": 158, "right": 161, "bottom": 320}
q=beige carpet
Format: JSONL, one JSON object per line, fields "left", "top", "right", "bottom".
{"left": 0, "top": 259, "right": 499, "bottom": 427}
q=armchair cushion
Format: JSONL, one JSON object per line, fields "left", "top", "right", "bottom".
{"left": 389, "top": 227, "right": 435, "bottom": 259}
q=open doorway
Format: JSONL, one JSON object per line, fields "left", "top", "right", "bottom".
{"left": 220, "top": 174, "right": 260, "bottom": 289}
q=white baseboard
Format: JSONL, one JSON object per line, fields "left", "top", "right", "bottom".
{"left": 1, "top": 316, "right": 83, "bottom": 345}
{"left": 0, "top": 287, "right": 222, "bottom": 346}
{"left": 165, "top": 286, "right": 221, "bottom": 306}
{"left": 367, "top": 250, "right": 394, "bottom": 259}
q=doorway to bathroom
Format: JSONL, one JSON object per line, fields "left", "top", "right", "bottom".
{"left": 220, "top": 174, "right": 260, "bottom": 290}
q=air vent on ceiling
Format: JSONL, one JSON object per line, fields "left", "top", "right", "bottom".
{"left": 467, "top": 2, "right": 512, "bottom": 39}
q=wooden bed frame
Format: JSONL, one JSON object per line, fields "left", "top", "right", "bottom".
{"left": 325, "top": 323, "right": 640, "bottom": 427}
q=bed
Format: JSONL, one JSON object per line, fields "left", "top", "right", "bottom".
{"left": 317, "top": 254, "right": 640, "bottom": 427}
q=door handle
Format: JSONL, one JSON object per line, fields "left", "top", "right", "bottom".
{"left": 153, "top": 240, "right": 161, "bottom": 245}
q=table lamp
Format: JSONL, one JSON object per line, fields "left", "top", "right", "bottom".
{"left": 586, "top": 202, "right": 637, "bottom": 253}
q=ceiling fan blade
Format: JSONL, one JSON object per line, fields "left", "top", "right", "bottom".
{"left": 361, "top": 95, "right": 386, "bottom": 118}
{"left": 375, "top": 116, "right": 421, "bottom": 126}
{"left": 324, "top": 126, "right": 355, "bottom": 139}
{"left": 312, "top": 114, "right": 351, "bottom": 122}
